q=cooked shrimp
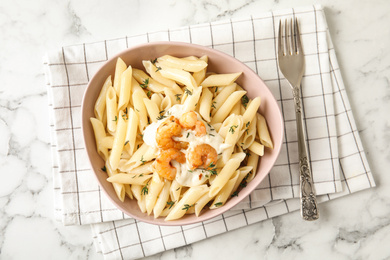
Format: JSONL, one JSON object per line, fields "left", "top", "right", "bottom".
{"left": 156, "top": 116, "right": 183, "bottom": 150}
{"left": 187, "top": 144, "right": 218, "bottom": 170}
{"left": 154, "top": 148, "right": 186, "bottom": 180}
{"left": 194, "top": 121, "right": 206, "bottom": 136}
{"left": 179, "top": 111, "right": 198, "bottom": 128}
{"left": 179, "top": 111, "right": 206, "bottom": 136}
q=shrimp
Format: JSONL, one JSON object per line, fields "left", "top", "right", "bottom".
{"left": 187, "top": 144, "right": 218, "bottom": 170}
{"left": 179, "top": 111, "right": 206, "bottom": 136}
{"left": 154, "top": 148, "right": 186, "bottom": 180}
{"left": 156, "top": 116, "right": 183, "bottom": 150}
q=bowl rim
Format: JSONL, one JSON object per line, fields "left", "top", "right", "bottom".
{"left": 81, "top": 41, "right": 284, "bottom": 226}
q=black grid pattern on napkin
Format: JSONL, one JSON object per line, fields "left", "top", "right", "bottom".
{"left": 45, "top": 5, "right": 373, "bottom": 230}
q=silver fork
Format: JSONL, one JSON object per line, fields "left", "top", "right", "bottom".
{"left": 277, "top": 18, "right": 319, "bottom": 221}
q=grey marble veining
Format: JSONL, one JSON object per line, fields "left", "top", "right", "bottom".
{"left": 1, "top": 0, "right": 389, "bottom": 259}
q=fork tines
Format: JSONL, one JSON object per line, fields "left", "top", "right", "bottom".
{"left": 278, "top": 18, "right": 302, "bottom": 56}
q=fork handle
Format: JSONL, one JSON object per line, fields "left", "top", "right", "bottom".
{"left": 293, "top": 86, "right": 319, "bottom": 221}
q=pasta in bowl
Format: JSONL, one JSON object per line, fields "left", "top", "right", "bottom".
{"left": 81, "top": 42, "right": 284, "bottom": 225}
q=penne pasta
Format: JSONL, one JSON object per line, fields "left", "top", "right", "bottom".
{"left": 133, "top": 68, "right": 166, "bottom": 93}
{"left": 105, "top": 86, "right": 117, "bottom": 134}
{"left": 182, "top": 86, "right": 202, "bottom": 113}
{"left": 90, "top": 118, "right": 109, "bottom": 160}
{"left": 165, "top": 185, "right": 209, "bottom": 221}
{"left": 145, "top": 172, "right": 165, "bottom": 215}
{"left": 198, "top": 87, "right": 213, "bottom": 122}
{"left": 210, "top": 170, "right": 240, "bottom": 209}
{"left": 159, "top": 67, "right": 198, "bottom": 91}
{"left": 132, "top": 89, "right": 148, "bottom": 132}
{"left": 192, "top": 55, "right": 208, "bottom": 85}
{"left": 124, "top": 108, "right": 138, "bottom": 155}
{"left": 117, "top": 66, "right": 132, "bottom": 111}
{"left": 257, "top": 113, "right": 273, "bottom": 149}
{"left": 105, "top": 160, "right": 125, "bottom": 202}
{"left": 143, "top": 98, "right": 160, "bottom": 123}
{"left": 242, "top": 96, "right": 261, "bottom": 127}
{"left": 248, "top": 141, "right": 265, "bottom": 156}
{"left": 107, "top": 173, "right": 153, "bottom": 185}
{"left": 158, "top": 54, "right": 208, "bottom": 72}
{"left": 109, "top": 110, "right": 128, "bottom": 171}
{"left": 210, "top": 90, "right": 246, "bottom": 124}
{"left": 209, "top": 153, "right": 246, "bottom": 197}
{"left": 211, "top": 83, "right": 236, "bottom": 116}
{"left": 113, "top": 58, "right": 127, "bottom": 96}
{"left": 240, "top": 113, "right": 258, "bottom": 150}
{"left": 153, "top": 180, "right": 171, "bottom": 218}
{"left": 143, "top": 60, "right": 178, "bottom": 88}
{"left": 94, "top": 76, "right": 111, "bottom": 122}
{"left": 201, "top": 72, "right": 242, "bottom": 87}
{"left": 90, "top": 54, "right": 274, "bottom": 221}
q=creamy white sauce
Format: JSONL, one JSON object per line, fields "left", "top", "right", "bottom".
{"left": 143, "top": 104, "right": 227, "bottom": 187}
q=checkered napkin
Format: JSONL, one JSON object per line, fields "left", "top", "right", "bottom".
{"left": 44, "top": 5, "right": 375, "bottom": 259}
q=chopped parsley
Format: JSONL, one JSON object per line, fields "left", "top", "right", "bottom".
{"left": 166, "top": 201, "right": 175, "bottom": 209}
{"left": 140, "top": 155, "right": 146, "bottom": 165}
{"left": 150, "top": 58, "right": 157, "bottom": 64}
{"left": 175, "top": 93, "right": 181, "bottom": 101}
{"left": 155, "top": 66, "right": 162, "bottom": 72}
{"left": 214, "top": 202, "right": 223, "bottom": 207}
{"left": 124, "top": 140, "right": 129, "bottom": 146}
{"left": 230, "top": 191, "right": 239, "bottom": 197}
{"left": 147, "top": 91, "right": 152, "bottom": 98}
{"left": 140, "top": 78, "right": 149, "bottom": 89}
{"left": 184, "top": 88, "right": 192, "bottom": 96}
{"left": 113, "top": 116, "right": 117, "bottom": 122}
{"left": 211, "top": 101, "right": 216, "bottom": 109}
{"left": 101, "top": 166, "right": 107, "bottom": 172}
{"left": 186, "top": 132, "right": 190, "bottom": 138}
{"left": 207, "top": 162, "right": 217, "bottom": 176}
{"left": 241, "top": 94, "right": 249, "bottom": 108}
{"left": 229, "top": 125, "right": 238, "bottom": 134}
{"left": 182, "top": 204, "right": 195, "bottom": 211}
{"left": 156, "top": 110, "right": 167, "bottom": 120}
{"left": 141, "top": 183, "right": 149, "bottom": 195}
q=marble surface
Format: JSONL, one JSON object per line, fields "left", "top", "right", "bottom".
{"left": 0, "top": 0, "right": 389, "bottom": 259}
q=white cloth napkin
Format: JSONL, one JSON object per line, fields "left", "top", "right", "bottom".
{"left": 44, "top": 5, "right": 375, "bottom": 259}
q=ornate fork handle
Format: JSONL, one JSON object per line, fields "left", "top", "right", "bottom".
{"left": 292, "top": 85, "right": 319, "bottom": 221}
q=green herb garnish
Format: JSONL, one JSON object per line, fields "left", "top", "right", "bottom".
{"left": 241, "top": 94, "right": 249, "bottom": 108}
{"left": 155, "top": 66, "right": 162, "bottom": 72}
{"left": 175, "top": 93, "right": 181, "bottom": 101}
{"left": 184, "top": 88, "right": 192, "bottom": 96}
{"left": 156, "top": 110, "right": 167, "bottom": 120}
{"left": 141, "top": 183, "right": 149, "bottom": 195}
{"left": 214, "top": 202, "right": 223, "bottom": 207}
{"left": 229, "top": 125, "right": 238, "bottom": 134}
{"left": 182, "top": 204, "right": 194, "bottom": 211}
{"left": 166, "top": 201, "right": 175, "bottom": 209}
{"left": 101, "top": 166, "right": 107, "bottom": 172}
{"left": 140, "top": 78, "right": 149, "bottom": 89}
{"left": 140, "top": 155, "right": 146, "bottom": 165}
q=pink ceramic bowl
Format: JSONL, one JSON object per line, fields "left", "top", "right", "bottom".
{"left": 81, "top": 41, "right": 284, "bottom": 226}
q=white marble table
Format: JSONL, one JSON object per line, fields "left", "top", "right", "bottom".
{"left": 1, "top": 0, "right": 389, "bottom": 259}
